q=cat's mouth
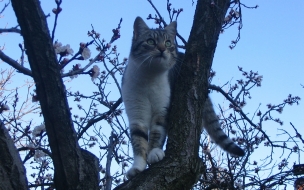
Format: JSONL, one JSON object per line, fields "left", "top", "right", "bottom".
{"left": 155, "top": 52, "right": 167, "bottom": 59}
{"left": 153, "top": 55, "right": 166, "bottom": 63}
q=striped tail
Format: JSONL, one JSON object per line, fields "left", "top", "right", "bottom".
{"left": 202, "top": 97, "right": 245, "bottom": 157}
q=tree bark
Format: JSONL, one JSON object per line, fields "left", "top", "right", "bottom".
{"left": 0, "top": 121, "right": 28, "bottom": 190}
{"left": 115, "top": 0, "right": 230, "bottom": 189}
{"left": 10, "top": 0, "right": 99, "bottom": 189}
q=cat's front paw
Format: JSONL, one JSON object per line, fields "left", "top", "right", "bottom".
{"left": 126, "top": 166, "right": 143, "bottom": 179}
{"left": 126, "top": 156, "right": 147, "bottom": 179}
{"left": 147, "top": 148, "right": 165, "bottom": 164}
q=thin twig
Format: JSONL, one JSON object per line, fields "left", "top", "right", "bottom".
{"left": 0, "top": 0, "right": 10, "bottom": 15}
{"left": 51, "top": 0, "right": 62, "bottom": 42}
{"left": 77, "top": 97, "right": 122, "bottom": 139}
{"left": 209, "top": 84, "right": 274, "bottom": 148}
{"left": 290, "top": 122, "right": 304, "bottom": 144}
{"left": 105, "top": 132, "right": 115, "bottom": 190}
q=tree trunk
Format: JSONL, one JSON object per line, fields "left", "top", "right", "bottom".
{"left": 10, "top": 0, "right": 99, "bottom": 189}
{"left": 115, "top": 0, "right": 229, "bottom": 189}
{"left": 0, "top": 121, "right": 28, "bottom": 190}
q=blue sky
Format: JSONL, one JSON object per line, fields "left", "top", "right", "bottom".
{"left": 1, "top": 0, "right": 304, "bottom": 188}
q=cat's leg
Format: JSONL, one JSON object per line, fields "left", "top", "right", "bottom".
{"left": 147, "top": 114, "right": 167, "bottom": 164}
{"left": 126, "top": 122, "right": 149, "bottom": 179}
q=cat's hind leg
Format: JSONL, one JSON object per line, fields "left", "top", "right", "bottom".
{"left": 126, "top": 123, "right": 149, "bottom": 179}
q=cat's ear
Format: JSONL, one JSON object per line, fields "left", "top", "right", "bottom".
{"left": 133, "top": 17, "right": 149, "bottom": 40}
{"left": 165, "top": 21, "right": 177, "bottom": 37}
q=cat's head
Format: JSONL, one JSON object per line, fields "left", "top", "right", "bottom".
{"left": 130, "top": 17, "right": 177, "bottom": 73}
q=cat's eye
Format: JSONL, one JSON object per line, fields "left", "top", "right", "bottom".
{"left": 147, "top": 39, "right": 155, "bottom": 45}
{"left": 165, "top": 40, "right": 172, "bottom": 47}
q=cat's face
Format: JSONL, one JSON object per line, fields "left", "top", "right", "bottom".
{"left": 130, "top": 17, "right": 177, "bottom": 73}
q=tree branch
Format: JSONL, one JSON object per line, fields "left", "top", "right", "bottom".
{"left": 0, "top": 50, "right": 32, "bottom": 77}
{"left": 0, "top": 0, "right": 10, "bottom": 15}
{"left": 77, "top": 97, "right": 122, "bottom": 139}
{"left": 0, "top": 27, "right": 21, "bottom": 34}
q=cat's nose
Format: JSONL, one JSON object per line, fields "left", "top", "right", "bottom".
{"left": 157, "top": 45, "right": 166, "bottom": 54}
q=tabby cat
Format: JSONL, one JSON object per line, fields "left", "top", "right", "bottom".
{"left": 121, "top": 17, "right": 245, "bottom": 179}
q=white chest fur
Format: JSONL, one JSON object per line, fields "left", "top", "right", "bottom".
{"left": 122, "top": 60, "right": 171, "bottom": 128}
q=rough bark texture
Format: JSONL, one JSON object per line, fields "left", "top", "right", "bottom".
{"left": 10, "top": 0, "right": 99, "bottom": 189}
{"left": 0, "top": 121, "right": 28, "bottom": 190}
{"left": 115, "top": 0, "right": 230, "bottom": 189}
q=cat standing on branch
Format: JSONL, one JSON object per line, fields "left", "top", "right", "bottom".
{"left": 121, "top": 17, "right": 245, "bottom": 179}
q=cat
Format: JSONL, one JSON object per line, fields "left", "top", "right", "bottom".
{"left": 121, "top": 17, "right": 245, "bottom": 179}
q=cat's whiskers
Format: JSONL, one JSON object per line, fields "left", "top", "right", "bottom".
{"left": 132, "top": 53, "right": 149, "bottom": 62}
{"left": 148, "top": 56, "right": 154, "bottom": 70}
{"left": 133, "top": 55, "right": 153, "bottom": 75}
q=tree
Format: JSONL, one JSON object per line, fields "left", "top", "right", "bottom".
{"left": 0, "top": 0, "right": 303, "bottom": 189}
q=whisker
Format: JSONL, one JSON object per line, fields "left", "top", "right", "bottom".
{"left": 135, "top": 55, "right": 152, "bottom": 74}
{"left": 132, "top": 54, "right": 149, "bottom": 62}
{"left": 148, "top": 56, "right": 154, "bottom": 69}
